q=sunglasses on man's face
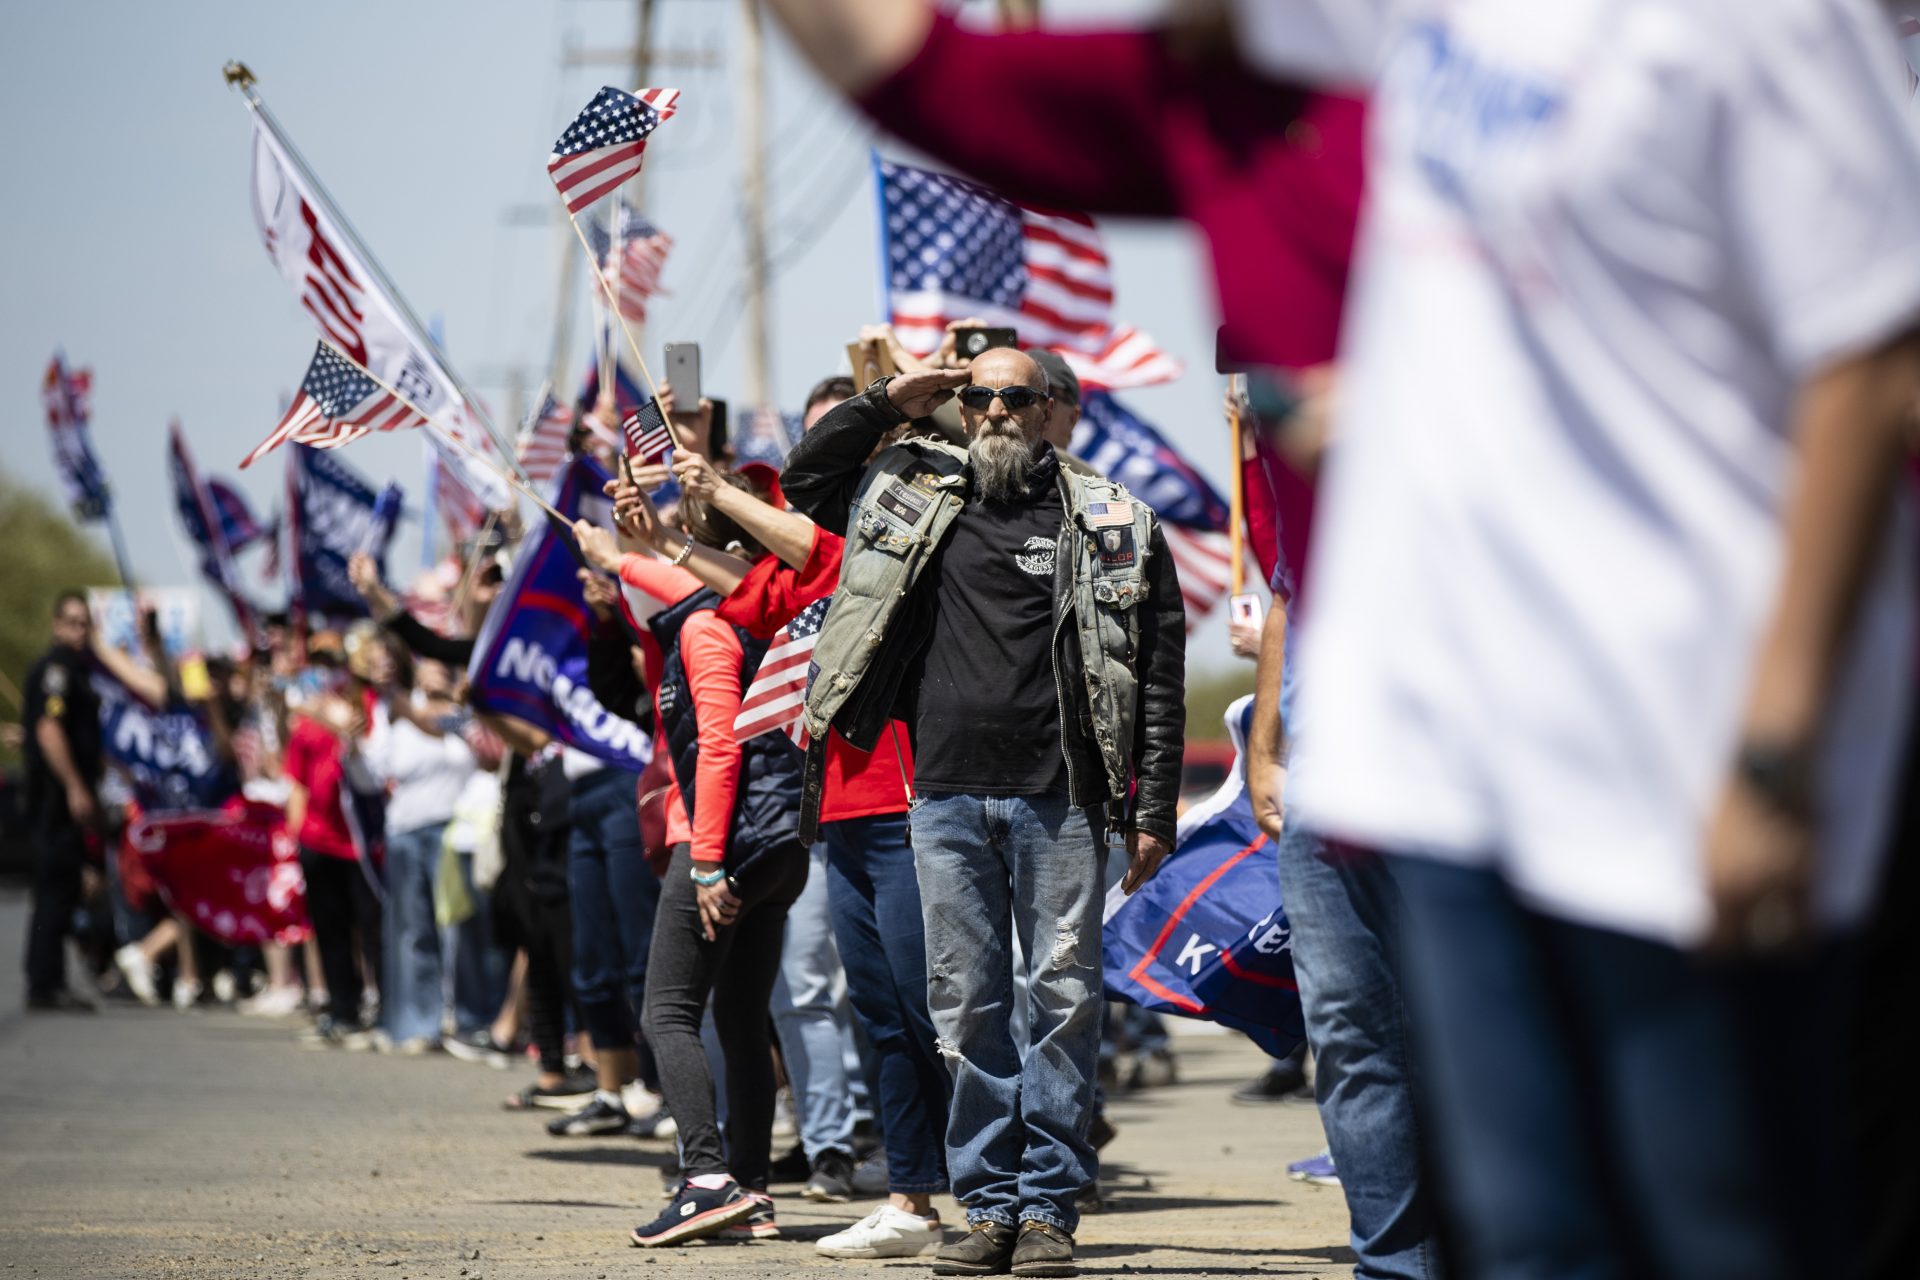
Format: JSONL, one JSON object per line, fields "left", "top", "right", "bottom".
{"left": 957, "top": 384, "right": 1047, "bottom": 412}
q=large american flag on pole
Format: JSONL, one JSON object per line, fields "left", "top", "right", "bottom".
{"left": 548, "top": 87, "right": 681, "bottom": 215}
{"left": 734, "top": 596, "right": 831, "bottom": 745}
{"left": 586, "top": 202, "right": 673, "bottom": 326}
{"left": 876, "top": 157, "right": 1182, "bottom": 391}
{"left": 241, "top": 344, "right": 425, "bottom": 468}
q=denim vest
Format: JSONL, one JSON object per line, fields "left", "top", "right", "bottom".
{"left": 803, "top": 438, "right": 1157, "bottom": 810}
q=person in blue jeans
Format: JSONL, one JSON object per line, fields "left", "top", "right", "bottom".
{"left": 781, "top": 356, "right": 1187, "bottom": 1275}
{"left": 1246, "top": 600, "right": 1440, "bottom": 1280}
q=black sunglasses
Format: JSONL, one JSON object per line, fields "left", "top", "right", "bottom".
{"left": 958, "top": 384, "right": 1047, "bottom": 411}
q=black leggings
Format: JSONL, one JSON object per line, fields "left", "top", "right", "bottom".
{"left": 522, "top": 890, "right": 575, "bottom": 1075}
{"left": 642, "top": 842, "right": 808, "bottom": 1188}
{"left": 300, "top": 848, "right": 380, "bottom": 1026}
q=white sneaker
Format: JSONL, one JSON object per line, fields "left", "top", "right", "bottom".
{"left": 815, "top": 1204, "right": 943, "bottom": 1259}
{"left": 114, "top": 945, "right": 160, "bottom": 1006}
{"left": 621, "top": 1081, "right": 664, "bottom": 1116}
{"left": 211, "top": 970, "right": 239, "bottom": 1005}
{"left": 239, "top": 985, "right": 305, "bottom": 1018}
{"left": 172, "top": 978, "right": 203, "bottom": 1011}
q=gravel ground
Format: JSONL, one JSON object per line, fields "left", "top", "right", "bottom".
{"left": 0, "top": 884, "right": 1353, "bottom": 1279}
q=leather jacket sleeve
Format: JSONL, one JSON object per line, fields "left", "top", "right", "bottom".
{"left": 780, "top": 383, "right": 903, "bottom": 535}
{"left": 1129, "top": 520, "right": 1187, "bottom": 846}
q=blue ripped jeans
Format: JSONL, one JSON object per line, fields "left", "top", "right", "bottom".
{"left": 912, "top": 789, "right": 1103, "bottom": 1234}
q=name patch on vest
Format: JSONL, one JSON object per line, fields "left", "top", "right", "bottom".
{"left": 1095, "top": 526, "right": 1137, "bottom": 569}
{"left": 875, "top": 477, "right": 931, "bottom": 525}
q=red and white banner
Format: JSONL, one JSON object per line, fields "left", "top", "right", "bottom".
{"left": 128, "top": 800, "right": 311, "bottom": 946}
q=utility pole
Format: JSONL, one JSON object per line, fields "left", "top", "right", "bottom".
{"left": 740, "top": 0, "right": 771, "bottom": 408}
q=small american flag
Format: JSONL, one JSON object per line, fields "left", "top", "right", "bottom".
{"left": 548, "top": 87, "right": 680, "bottom": 215}
{"left": 877, "top": 158, "right": 1181, "bottom": 390}
{"left": 586, "top": 202, "right": 673, "bottom": 326}
{"left": 622, "top": 400, "right": 673, "bottom": 464}
{"left": 241, "top": 343, "right": 423, "bottom": 468}
{"left": 735, "top": 596, "right": 831, "bottom": 745}
{"left": 515, "top": 391, "right": 574, "bottom": 486}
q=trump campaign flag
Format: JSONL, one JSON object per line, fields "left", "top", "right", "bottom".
{"left": 466, "top": 456, "right": 654, "bottom": 772}
{"left": 286, "top": 444, "right": 402, "bottom": 621}
{"left": 247, "top": 102, "right": 510, "bottom": 510}
{"left": 42, "top": 353, "right": 111, "bottom": 521}
{"left": 128, "top": 801, "right": 308, "bottom": 946}
{"left": 875, "top": 157, "right": 1181, "bottom": 390}
{"left": 169, "top": 422, "right": 260, "bottom": 641}
{"left": 93, "top": 665, "right": 237, "bottom": 813}
{"left": 1102, "top": 696, "right": 1304, "bottom": 1058}
{"left": 1069, "top": 392, "right": 1239, "bottom": 625}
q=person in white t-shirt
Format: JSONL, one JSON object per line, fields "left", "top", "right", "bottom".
{"left": 359, "top": 639, "right": 478, "bottom": 1052}
{"left": 1233, "top": 2, "right": 1920, "bottom": 1277}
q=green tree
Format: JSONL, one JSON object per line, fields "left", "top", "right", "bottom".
{"left": 0, "top": 469, "right": 120, "bottom": 757}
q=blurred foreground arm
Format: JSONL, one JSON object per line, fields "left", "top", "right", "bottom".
{"left": 1247, "top": 598, "right": 1289, "bottom": 842}
{"left": 1704, "top": 331, "right": 1920, "bottom": 952}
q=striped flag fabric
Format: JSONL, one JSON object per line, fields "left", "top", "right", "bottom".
{"left": 547, "top": 87, "right": 681, "bottom": 215}
{"left": 735, "top": 596, "right": 831, "bottom": 745}
{"left": 1069, "top": 391, "right": 1241, "bottom": 628}
{"left": 515, "top": 391, "right": 574, "bottom": 486}
{"left": 876, "top": 157, "right": 1180, "bottom": 388}
{"left": 241, "top": 343, "right": 423, "bottom": 468}
{"left": 586, "top": 202, "right": 673, "bottom": 326}
{"left": 621, "top": 401, "right": 673, "bottom": 464}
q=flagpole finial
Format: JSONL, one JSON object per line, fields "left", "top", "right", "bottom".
{"left": 222, "top": 61, "right": 256, "bottom": 91}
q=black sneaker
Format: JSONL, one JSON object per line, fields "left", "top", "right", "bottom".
{"left": 803, "top": 1147, "right": 856, "bottom": 1203}
{"left": 504, "top": 1069, "right": 598, "bottom": 1111}
{"left": 716, "top": 1190, "right": 780, "bottom": 1240}
{"left": 1230, "top": 1050, "right": 1310, "bottom": 1105}
{"left": 932, "top": 1222, "right": 1017, "bottom": 1276}
{"left": 625, "top": 1107, "right": 677, "bottom": 1140}
{"left": 546, "top": 1094, "right": 628, "bottom": 1137}
{"left": 629, "top": 1180, "right": 755, "bottom": 1248}
{"left": 444, "top": 1029, "right": 514, "bottom": 1069}
{"left": 1011, "top": 1221, "right": 1076, "bottom": 1277}
{"left": 1087, "top": 1111, "right": 1118, "bottom": 1151}
{"left": 768, "top": 1142, "right": 810, "bottom": 1184}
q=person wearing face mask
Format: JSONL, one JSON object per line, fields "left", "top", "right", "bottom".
{"left": 781, "top": 352, "right": 1186, "bottom": 1277}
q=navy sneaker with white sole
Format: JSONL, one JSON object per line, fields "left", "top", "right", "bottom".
{"left": 630, "top": 1180, "right": 755, "bottom": 1247}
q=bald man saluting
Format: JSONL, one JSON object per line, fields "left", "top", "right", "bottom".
{"left": 782, "top": 348, "right": 1185, "bottom": 1276}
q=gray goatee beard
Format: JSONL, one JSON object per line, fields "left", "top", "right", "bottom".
{"left": 969, "top": 429, "right": 1039, "bottom": 503}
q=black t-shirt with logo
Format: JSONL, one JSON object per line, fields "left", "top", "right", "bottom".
{"left": 912, "top": 448, "right": 1069, "bottom": 796}
{"left": 22, "top": 645, "right": 103, "bottom": 825}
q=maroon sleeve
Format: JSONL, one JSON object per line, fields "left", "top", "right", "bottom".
{"left": 858, "top": 12, "right": 1182, "bottom": 217}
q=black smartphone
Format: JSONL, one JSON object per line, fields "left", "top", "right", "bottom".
{"left": 952, "top": 326, "right": 1018, "bottom": 360}
{"left": 707, "top": 397, "right": 729, "bottom": 457}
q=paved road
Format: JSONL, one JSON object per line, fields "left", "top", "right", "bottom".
{"left": 0, "top": 885, "right": 1353, "bottom": 1279}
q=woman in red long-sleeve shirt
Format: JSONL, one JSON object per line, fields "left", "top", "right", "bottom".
{"left": 575, "top": 476, "right": 810, "bottom": 1248}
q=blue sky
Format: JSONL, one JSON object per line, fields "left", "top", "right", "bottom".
{"left": 0, "top": 0, "right": 1244, "bottom": 670}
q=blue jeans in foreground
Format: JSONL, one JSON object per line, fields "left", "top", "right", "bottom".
{"left": 1276, "top": 815, "right": 1438, "bottom": 1280}
{"left": 771, "top": 840, "right": 859, "bottom": 1161}
{"left": 825, "top": 811, "right": 950, "bottom": 1194}
{"left": 1390, "top": 855, "right": 1857, "bottom": 1280}
{"left": 912, "top": 789, "right": 1102, "bottom": 1233}
{"left": 382, "top": 822, "right": 449, "bottom": 1045}
{"left": 565, "top": 767, "right": 655, "bottom": 1049}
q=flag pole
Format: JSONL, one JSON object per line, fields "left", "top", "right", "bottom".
{"left": 309, "top": 340, "right": 570, "bottom": 525}
{"left": 1227, "top": 373, "right": 1247, "bottom": 598}
{"left": 102, "top": 498, "right": 140, "bottom": 593}
{"left": 564, "top": 213, "right": 689, "bottom": 454}
{"left": 222, "top": 61, "right": 528, "bottom": 480}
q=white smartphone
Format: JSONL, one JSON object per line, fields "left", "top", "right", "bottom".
{"left": 663, "top": 341, "right": 701, "bottom": 409}
{"left": 1229, "top": 592, "right": 1264, "bottom": 629}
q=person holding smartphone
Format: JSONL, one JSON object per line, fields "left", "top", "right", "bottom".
{"left": 573, "top": 478, "right": 810, "bottom": 1249}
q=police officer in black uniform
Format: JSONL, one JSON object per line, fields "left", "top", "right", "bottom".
{"left": 21, "top": 591, "right": 104, "bottom": 1012}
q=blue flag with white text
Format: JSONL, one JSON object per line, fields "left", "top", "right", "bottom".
{"left": 465, "top": 456, "right": 654, "bottom": 772}
{"left": 287, "top": 445, "right": 402, "bottom": 621}
{"left": 92, "top": 664, "right": 237, "bottom": 813}
{"left": 1101, "top": 696, "right": 1304, "bottom": 1057}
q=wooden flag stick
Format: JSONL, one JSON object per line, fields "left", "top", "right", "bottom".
{"left": 1227, "top": 373, "right": 1247, "bottom": 597}
{"left": 314, "top": 341, "right": 570, "bottom": 525}
{"left": 564, "top": 212, "right": 690, "bottom": 455}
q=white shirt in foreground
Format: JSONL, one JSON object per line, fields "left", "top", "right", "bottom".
{"left": 1263, "top": 0, "right": 1920, "bottom": 943}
